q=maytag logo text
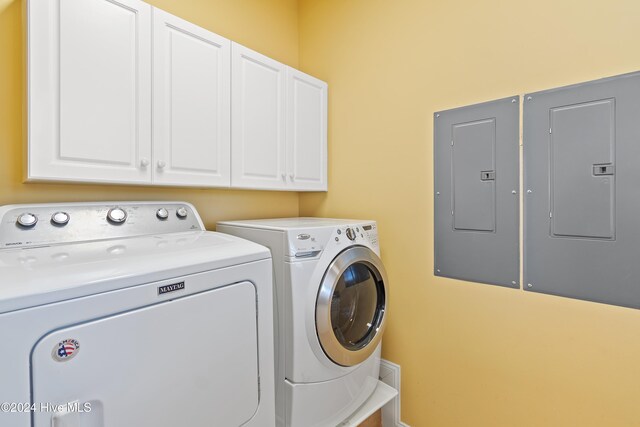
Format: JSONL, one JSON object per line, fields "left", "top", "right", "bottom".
{"left": 158, "top": 281, "right": 185, "bottom": 295}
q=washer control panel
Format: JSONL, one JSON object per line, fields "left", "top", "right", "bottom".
{"left": 333, "top": 223, "right": 379, "bottom": 249}
{"left": 287, "top": 222, "right": 379, "bottom": 258}
{"left": 0, "top": 202, "right": 204, "bottom": 249}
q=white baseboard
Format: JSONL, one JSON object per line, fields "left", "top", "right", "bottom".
{"left": 379, "top": 359, "right": 410, "bottom": 427}
{"left": 339, "top": 380, "right": 397, "bottom": 427}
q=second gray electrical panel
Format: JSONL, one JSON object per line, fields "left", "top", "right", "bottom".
{"left": 524, "top": 71, "right": 640, "bottom": 308}
{"left": 434, "top": 97, "right": 520, "bottom": 288}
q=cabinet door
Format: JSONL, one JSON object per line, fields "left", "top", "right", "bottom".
{"left": 231, "top": 43, "right": 287, "bottom": 190}
{"left": 152, "top": 9, "right": 231, "bottom": 187}
{"left": 27, "top": 0, "right": 152, "bottom": 184}
{"left": 285, "top": 68, "right": 328, "bottom": 191}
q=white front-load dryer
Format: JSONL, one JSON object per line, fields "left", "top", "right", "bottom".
{"left": 217, "top": 218, "right": 388, "bottom": 427}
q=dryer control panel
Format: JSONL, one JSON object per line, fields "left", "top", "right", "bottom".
{"left": 0, "top": 202, "right": 204, "bottom": 249}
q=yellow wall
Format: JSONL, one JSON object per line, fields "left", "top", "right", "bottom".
{"left": 298, "top": 0, "right": 640, "bottom": 425}
{"left": 5, "top": 0, "right": 640, "bottom": 425}
{"left": 0, "top": 0, "right": 300, "bottom": 229}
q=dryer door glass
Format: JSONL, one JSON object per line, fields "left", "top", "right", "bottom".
{"left": 316, "top": 246, "right": 388, "bottom": 367}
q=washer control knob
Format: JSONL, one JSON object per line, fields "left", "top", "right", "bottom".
{"left": 156, "top": 208, "right": 169, "bottom": 220}
{"left": 17, "top": 213, "right": 38, "bottom": 228}
{"left": 176, "top": 207, "right": 188, "bottom": 219}
{"left": 51, "top": 211, "right": 70, "bottom": 226}
{"left": 345, "top": 227, "right": 357, "bottom": 241}
{"left": 107, "top": 207, "right": 127, "bottom": 224}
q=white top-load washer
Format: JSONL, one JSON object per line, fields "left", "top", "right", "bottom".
{"left": 0, "top": 201, "right": 275, "bottom": 427}
{"left": 217, "top": 218, "right": 388, "bottom": 427}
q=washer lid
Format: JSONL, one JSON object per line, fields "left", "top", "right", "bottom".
{"left": 0, "top": 231, "right": 269, "bottom": 314}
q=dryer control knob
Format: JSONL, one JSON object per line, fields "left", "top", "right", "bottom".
{"left": 51, "top": 211, "right": 70, "bottom": 226}
{"left": 17, "top": 213, "right": 38, "bottom": 228}
{"left": 156, "top": 208, "right": 169, "bottom": 220}
{"left": 176, "top": 207, "right": 188, "bottom": 219}
{"left": 107, "top": 207, "right": 127, "bottom": 224}
{"left": 345, "top": 227, "right": 357, "bottom": 241}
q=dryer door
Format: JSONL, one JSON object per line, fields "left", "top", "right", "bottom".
{"left": 31, "top": 281, "right": 259, "bottom": 427}
{"left": 316, "top": 246, "right": 388, "bottom": 367}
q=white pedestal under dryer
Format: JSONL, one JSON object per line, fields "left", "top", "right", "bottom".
{"left": 0, "top": 201, "right": 275, "bottom": 427}
{"left": 217, "top": 218, "right": 389, "bottom": 427}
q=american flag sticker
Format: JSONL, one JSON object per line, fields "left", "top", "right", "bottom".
{"left": 52, "top": 339, "right": 80, "bottom": 362}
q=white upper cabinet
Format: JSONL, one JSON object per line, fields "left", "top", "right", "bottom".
{"left": 231, "top": 44, "right": 328, "bottom": 191}
{"left": 231, "top": 43, "right": 287, "bottom": 190}
{"left": 27, "top": 0, "right": 152, "bottom": 184}
{"left": 27, "top": 1, "right": 327, "bottom": 191}
{"left": 286, "top": 68, "right": 328, "bottom": 191}
{"left": 152, "top": 9, "right": 231, "bottom": 187}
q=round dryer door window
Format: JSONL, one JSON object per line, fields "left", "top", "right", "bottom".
{"left": 316, "top": 246, "right": 388, "bottom": 367}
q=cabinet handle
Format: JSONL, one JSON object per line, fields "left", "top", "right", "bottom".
{"left": 157, "top": 160, "right": 166, "bottom": 169}
{"left": 140, "top": 158, "right": 149, "bottom": 168}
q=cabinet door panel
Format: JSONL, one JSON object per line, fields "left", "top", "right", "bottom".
{"left": 28, "top": 0, "right": 152, "bottom": 184}
{"left": 286, "top": 68, "right": 327, "bottom": 191}
{"left": 153, "top": 9, "right": 230, "bottom": 187}
{"left": 231, "top": 43, "right": 286, "bottom": 190}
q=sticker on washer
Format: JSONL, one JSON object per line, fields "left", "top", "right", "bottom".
{"left": 53, "top": 339, "right": 80, "bottom": 362}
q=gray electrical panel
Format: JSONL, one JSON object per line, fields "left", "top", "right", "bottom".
{"left": 524, "top": 71, "right": 640, "bottom": 308}
{"left": 434, "top": 97, "right": 520, "bottom": 288}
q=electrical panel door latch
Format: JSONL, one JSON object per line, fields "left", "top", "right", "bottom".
{"left": 480, "top": 170, "right": 496, "bottom": 181}
{"left": 593, "top": 164, "right": 615, "bottom": 176}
